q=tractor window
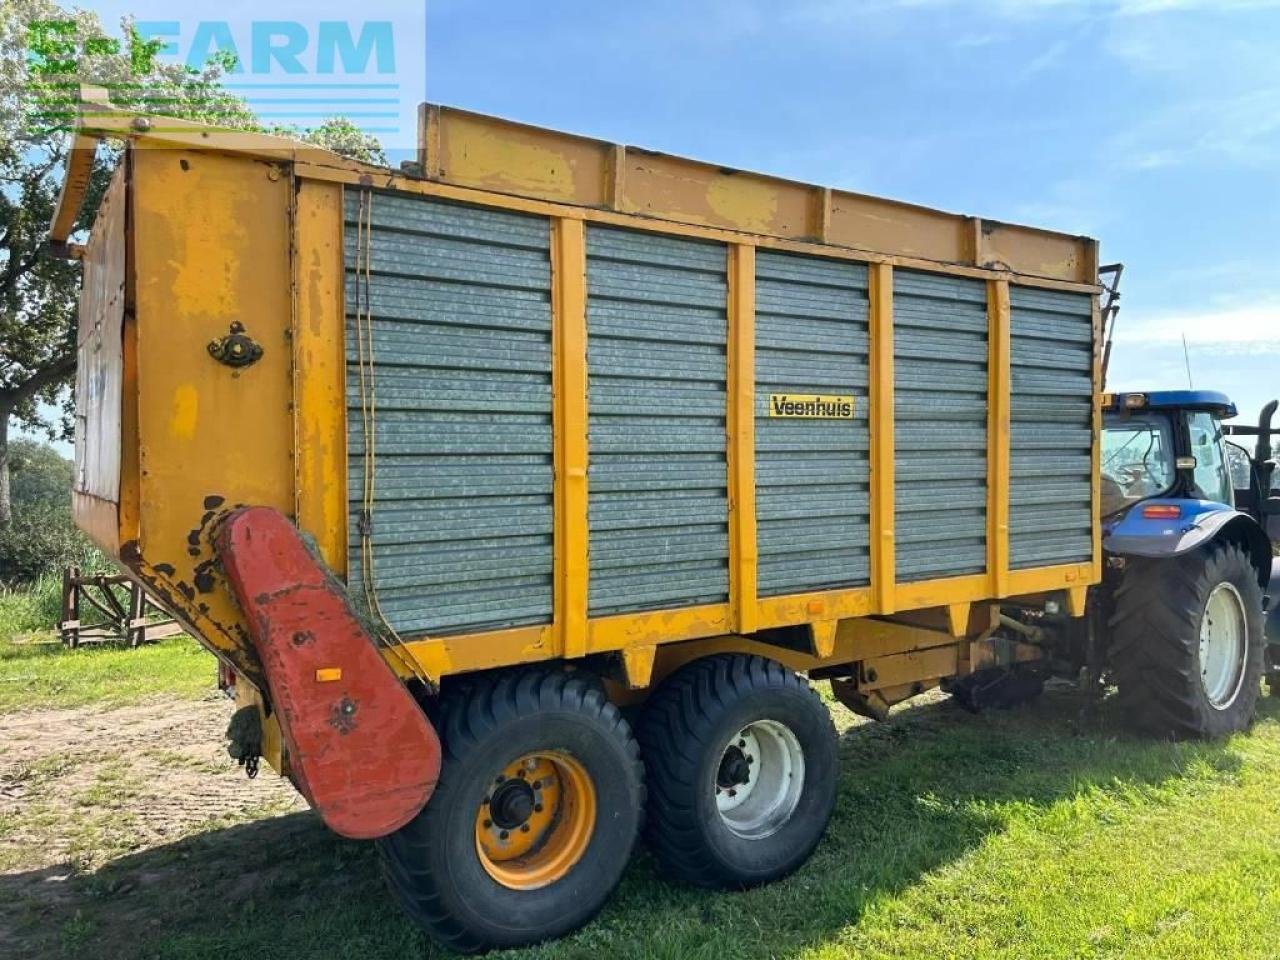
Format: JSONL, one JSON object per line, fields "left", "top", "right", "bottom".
{"left": 1186, "top": 412, "right": 1233, "bottom": 506}
{"left": 1101, "top": 412, "right": 1175, "bottom": 515}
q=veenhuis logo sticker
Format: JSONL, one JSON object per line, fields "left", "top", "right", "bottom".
{"left": 768, "top": 394, "right": 856, "bottom": 419}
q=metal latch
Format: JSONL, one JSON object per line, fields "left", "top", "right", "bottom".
{"left": 207, "top": 321, "right": 264, "bottom": 368}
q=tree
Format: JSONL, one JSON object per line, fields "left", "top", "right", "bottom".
{"left": 0, "top": 1, "right": 385, "bottom": 525}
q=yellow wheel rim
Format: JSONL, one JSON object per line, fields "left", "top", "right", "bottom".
{"left": 474, "top": 751, "right": 597, "bottom": 890}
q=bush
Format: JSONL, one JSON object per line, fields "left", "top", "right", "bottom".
{"left": 0, "top": 500, "right": 107, "bottom": 584}
{"left": 0, "top": 440, "right": 110, "bottom": 586}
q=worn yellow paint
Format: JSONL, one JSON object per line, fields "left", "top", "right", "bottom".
{"left": 167, "top": 384, "right": 199, "bottom": 440}
{"left": 291, "top": 179, "right": 349, "bottom": 574}
{"left": 620, "top": 645, "right": 658, "bottom": 690}
{"left": 987, "top": 279, "right": 1012, "bottom": 598}
{"left": 706, "top": 174, "right": 780, "bottom": 234}
{"left": 811, "top": 621, "right": 838, "bottom": 659}
{"left": 129, "top": 148, "right": 295, "bottom": 682}
{"left": 552, "top": 218, "right": 590, "bottom": 660}
{"left": 1067, "top": 584, "right": 1089, "bottom": 618}
{"left": 1007, "top": 562, "right": 1095, "bottom": 595}
{"left": 587, "top": 604, "right": 731, "bottom": 653}
{"left": 392, "top": 625, "right": 554, "bottom": 680}
{"left": 946, "top": 602, "right": 971, "bottom": 637}
{"left": 727, "top": 244, "right": 758, "bottom": 635}
{"left": 756, "top": 586, "right": 874, "bottom": 631}
{"left": 869, "top": 263, "right": 896, "bottom": 614}
{"left": 862, "top": 644, "right": 959, "bottom": 691}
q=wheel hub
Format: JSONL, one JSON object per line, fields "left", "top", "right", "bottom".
{"left": 474, "top": 752, "right": 597, "bottom": 891}
{"left": 713, "top": 719, "right": 805, "bottom": 840}
{"left": 489, "top": 778, "right": 536, "bottom": 830}
{"left": 716, "top": 746, "right": 752, "bottom": 791}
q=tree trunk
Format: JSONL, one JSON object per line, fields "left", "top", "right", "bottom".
{"left": 0, "top": 405, "right": 11, "bottom": 528}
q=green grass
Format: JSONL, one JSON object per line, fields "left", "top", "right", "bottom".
{"left": 0, "top": 636, "right": 214, "bottom": 712}
{"left": 3, "top": 595, "right": 1279, "bottom": 959}
{"left": 5, "top": 688, "right": 1279, "bottom": 960}
{"left": 0, "top": 573, "right": 64, "bottom": 638}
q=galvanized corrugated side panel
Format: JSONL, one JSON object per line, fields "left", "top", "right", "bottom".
{"left": 893, "top": 271, "right": 989, "bottom": 581}
{"left": 1009, "top": 286, "right": 1094, "bottom": 569}
{"left": 754, "top": 251, "right": 870, "bottom": 597}
{"left": 585, "top": 226, "right": 729, "bottom": 615}
{"left": 345, "top": 192, "right": 554, "bottom": 636}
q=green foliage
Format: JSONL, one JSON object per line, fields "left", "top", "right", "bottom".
{"left": 8, "top": 436, "right": 71, "bottom": 506}
{"left": 0, "top": 439, "right": 105, "bottom": 585}
{"left": 289, "top": 116, "right": 389, "bottom": 166}
{"left": 0, "top": 500, "right": 104, "bottom": 584}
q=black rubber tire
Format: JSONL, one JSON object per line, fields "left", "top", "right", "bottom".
{"left": 636, "top": 654, "right": 837, "bottom": 889}
{"left": 377, "top": 668, "right": 644, "bottom": 954}
{"left": 1109, "top": 540, "right": 1264, "bottom": 738}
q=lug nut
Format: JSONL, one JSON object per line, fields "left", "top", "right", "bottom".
{"left": 534, "top": 803, "right": 543, "bottom": 813}
{"left": 738, "top": 739, "right": 746, "bottom": 748}
{"left": 499, "top": 830, "right": 509, "bottom": 840}
{"left": 520, "top": 824, "right": 531, "bottom": 833}
{"left": 483, "top": 819, "right": 492, "bottom": 828}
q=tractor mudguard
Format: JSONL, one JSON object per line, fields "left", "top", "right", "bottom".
{"left": 1104, "top": 499, "right": 1271, "bottom": 588}
{"left": 1267, "top": 557, "right": 1280, "bottom": 649}
{"left": 215, "top": 506, "right": 441, "bottom": 840}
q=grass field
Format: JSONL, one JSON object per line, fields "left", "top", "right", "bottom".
{"left": 3, "top": 621, "right": 1280, "bottom": 959}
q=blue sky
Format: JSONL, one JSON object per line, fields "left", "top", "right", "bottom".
{"left": 52, "top": 1, "right": 1280, "bottom": 445}
{"left": 424, "top": 0, "right": 1280, "bottom": 425}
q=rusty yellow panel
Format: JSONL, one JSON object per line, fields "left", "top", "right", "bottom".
{"left": 587, "top": 604, "right": 731, "bottom": 653}
{"left": 980, "top": 221, "right": 1093, "bottom": 285}
{"left": 621, "top": 152, "right": 813, "bottom": 237}
{"left": 861, "top": 644, "right": 959, "bottom": 691}
{"left": 292, "top": 180, "right": 348, "bottom": 574}
{"left": 828, "top": 192, "right": 969, "bottom": 264}
{"left": 418, "top": 103, "right": 1096, "bottom": 284}
{"left": 128, "top": 146, "right": 295, "bottom": 684}
{"left": 431, "top": 105, "right": 613, "bottom": 207}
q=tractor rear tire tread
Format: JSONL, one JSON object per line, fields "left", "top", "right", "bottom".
{"left": 1108, "top": 540, "right": 1263, "bottom": 739}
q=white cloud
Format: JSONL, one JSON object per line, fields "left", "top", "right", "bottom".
{"left": 1116, "top": 301, "right": 1280, "bottom": 348}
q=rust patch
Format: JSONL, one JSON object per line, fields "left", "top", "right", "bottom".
{"left": 328, "top": 697, "right": 358, "bottom": 735}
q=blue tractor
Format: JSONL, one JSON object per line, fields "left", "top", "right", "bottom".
{"left": 1093, "top": 390, "right": 1280, "bottom": 736}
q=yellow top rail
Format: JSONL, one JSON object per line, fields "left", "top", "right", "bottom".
{"left": 417, "top": 103, "right": 1098, "bottom": 285}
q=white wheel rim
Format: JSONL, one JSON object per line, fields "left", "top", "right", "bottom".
{"left": 714, "top": 719, "right": 804, "bottom": 840}
{"left": 1199, "top": 581, "right": 1248, "bottom": 710}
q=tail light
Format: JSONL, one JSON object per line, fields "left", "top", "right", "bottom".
{"left": 1141, "top": 504, "right": 1181, "bottom": 519}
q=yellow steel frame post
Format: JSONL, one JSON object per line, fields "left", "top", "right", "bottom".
{"left": 291, "top": 180, "right": 348, "bottom": 573}
{"left": 552, "top": 217, "right": 590, "bottom": 659}
{"left": 869, "top": 264, "right": 896, "bottom": 614}
{"left": 987, "top": 279, "right": 1012, "bottom": 598}
{"left": 728, "top": 244, "right": 759, "bottom": 634}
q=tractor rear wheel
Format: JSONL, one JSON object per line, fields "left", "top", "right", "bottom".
{"left": 1109, "top": 540, "right": 1263, "bottom": 738}
{"left": 377, "top": 668, "right": 644, "bottom": 953}
{"left": 636, "top": 654, "right": 837, "bottom": 888}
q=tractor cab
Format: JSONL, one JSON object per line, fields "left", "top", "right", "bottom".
{"left": 1101, "top": 390, "right": 1279, "bottom": 538}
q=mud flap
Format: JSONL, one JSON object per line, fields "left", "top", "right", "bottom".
{"left": 215, "top": 506, "right": 441, "bottom": 840}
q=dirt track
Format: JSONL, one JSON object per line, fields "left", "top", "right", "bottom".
{"left": 0, "top": 696, "right": 307, "bottom": 958}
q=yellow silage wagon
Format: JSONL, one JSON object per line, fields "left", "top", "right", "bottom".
{"left": 53, "top": 92, "right": 1113, "bottom": 951}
